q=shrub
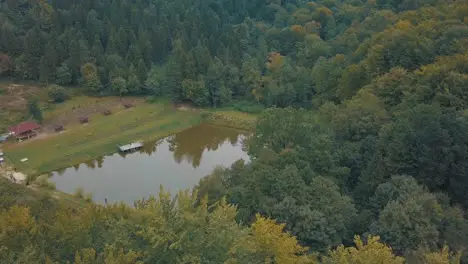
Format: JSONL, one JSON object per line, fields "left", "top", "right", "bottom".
{"left": 48, "top": 84, "right": 70, "bottom": 103}
{"left": 84, "top": 193, "right": 93, "bottom": 203}
{"left": 232, "top": 101, "right": 265, "bottom": 114}
{"left": 74, "top": 187, "right": 84, "bottom": 198}
{"left": 35, "top": 175, "right": 56, "bottom": 190}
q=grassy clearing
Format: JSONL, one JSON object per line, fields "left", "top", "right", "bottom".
{"left": 203, "top": 110, "right": 258, "bottom": 131}
{"left": 0, "top": 82, "right": 48, "bottom": 132}
{"left": 1, "top": 88, "right": 258, "bottom": 175}
{"left": 4, "top": 99, "right": 202, "bottom": 175}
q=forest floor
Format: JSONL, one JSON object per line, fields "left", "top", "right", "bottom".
{"left": 2, "top": 97, "right": 202, "bottom": 175}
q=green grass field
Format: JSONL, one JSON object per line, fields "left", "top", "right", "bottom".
{"left": 4, "top": 100, "right": 202, "bottom": 175}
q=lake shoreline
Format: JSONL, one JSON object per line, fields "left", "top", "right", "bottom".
{"left": 49, "top": 124, "right": 249, "bottom": 204}
{"left": 2, "top": 98, "right": 256, "bottom": 176}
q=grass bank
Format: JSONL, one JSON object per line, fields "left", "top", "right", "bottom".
{"left": 4, "top": 99, "right": 202, "bottom": 175}
{"left": 203, "top": 110, "right": 257, "bottom": 131}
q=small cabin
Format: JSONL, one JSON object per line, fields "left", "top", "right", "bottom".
{"left": 79, "top": 117, "right": 89, "bottom": 124}
{"left": 8, "top": 121, "right": 41, "bottom": 141}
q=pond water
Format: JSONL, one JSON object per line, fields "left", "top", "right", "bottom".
{"left": 50, "top": 124, "right": 249, "bottom": 205}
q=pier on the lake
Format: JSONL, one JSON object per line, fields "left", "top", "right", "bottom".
{"left": 118, "top": 142, "right": 143, "bottom": 153}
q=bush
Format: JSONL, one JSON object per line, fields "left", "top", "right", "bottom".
{"left": 232, "top": 101, "right": 265, "bottom": 114}
{"left": 84, "top": 193, "right": 93, "bottom": 203}
{"left": 200, "top": 111, "right": 213, "bottom": 120}
{"left": 35, "top": 175, "right": 56, "bottom": 190}
{"left": 48, "top": 84, "right": 70, "bottom": 103}
{"left": 74, "top": 187, "right": 84, "bottom": 199}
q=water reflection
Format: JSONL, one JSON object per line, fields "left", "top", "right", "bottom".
{"left": 116, "top": 124, "right": 245, "bottom": 168}
{"left": 168, "top": 124, "right": 243, "bottom": 167}
{"left": 50, "top": 124, "right": 249, "bottom": 204}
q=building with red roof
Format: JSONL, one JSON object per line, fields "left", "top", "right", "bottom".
{"left": 8, "top": 121, "right": 41, "bottom": 141}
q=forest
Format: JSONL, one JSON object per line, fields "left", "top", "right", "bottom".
{"left": 0, "top": 0, "right": 468, "bottom": 263}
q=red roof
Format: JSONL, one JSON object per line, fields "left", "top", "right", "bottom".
{"left": 9, "top": 121, "right": 41, "bottom": 135}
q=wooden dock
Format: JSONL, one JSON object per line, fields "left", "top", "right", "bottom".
{"left": 118, "top": 142, "right": 143, "bottom": 153}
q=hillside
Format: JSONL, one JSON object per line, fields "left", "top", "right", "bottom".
{"left": 0, "top": 0, "right": 465, "bottom": 109}
{"left": 0, "top": 178, "right": 460, "bottom": 263}
{"left": 0, "top": 0, "right": 467, "bottom": 263}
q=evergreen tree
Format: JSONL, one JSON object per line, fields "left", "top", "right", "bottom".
{"left": 206, "top": 57, "right": 230, "bottom": 107}
{"left": 39, "top": 39, "right": 58, "bottom": 84}
{"left": 22, "top": 26, "right": 46, "bottom": 79}
{"left": 55, "top": 63, "right": 72, "bottom": 85}
{"left": 27, "top": 98, "right": 43, "bottom": 123}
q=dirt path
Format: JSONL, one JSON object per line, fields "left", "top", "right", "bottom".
{"left": 0, "top": 163, "right": 27, "bottom": 184}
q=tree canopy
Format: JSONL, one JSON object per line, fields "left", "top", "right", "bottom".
{"left": 1, "top": 0, "right": 468, "bottom": 262}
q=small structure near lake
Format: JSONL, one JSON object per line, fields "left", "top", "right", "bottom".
{"left": 55, "top": 125, "right": 64, "bottom": 132}
{"left": 118, "top": 142, "right": 143, "bottom": 153}
{"left": 8, "top": 121, "right": 41, "bottom": 141}
{"left": 123, "top": 102, "right": 133, "bottom": 109}
{"left": 79, "top": 117, "right": 89, "bottom": 124}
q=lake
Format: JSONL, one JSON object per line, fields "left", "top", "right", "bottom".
{"left": 50, "top": 124, "right": 249, "bottom": 204}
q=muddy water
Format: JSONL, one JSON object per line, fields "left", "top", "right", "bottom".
{"left": 50, "top": 124, "right": 249, "bottom": 204}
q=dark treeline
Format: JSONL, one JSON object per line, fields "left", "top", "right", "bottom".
{"left": 1, "top": 0, "right": 465, "bottom": 108}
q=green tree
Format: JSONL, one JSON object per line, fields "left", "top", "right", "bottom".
{"left": 248, "top": 107, "right": 314, "bottom": 154}
{"left": 366, "top": 104, "right": 468, "bottom": 207}
{"left": 48, "top": 85, "right": 70, "bottom": 103}
{"left": 55, "top": 63, "right": 72, "bottom": 85}
{"left": 80, "top": 63, "right": 103, "bottom": 94}
{"left": 126, "top": 66, "right": 142, "bottom": 94}
{"left": 27, "top": 98, "right": 43, "bottom": 123}
{"left": 206, "top": 57, "right": 230, "bottom": 107}
{"left": 181, "top": 77, "right": 209, "bottom": 106}
{"left": 144, "top": 65, "right": 167, "bottom": 96}
{"left": 39, "top": 36, "right": 58, "bottom": 84}
{"left": 22, "top": 26, "right": 46, "bottom": 79}
{"left": 111, "top": 77, "right": 128, "bottom": 96}
{"left": 332, "top": 89, "right": 389, "bottom": 141}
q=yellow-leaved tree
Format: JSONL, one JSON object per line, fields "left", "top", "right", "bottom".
{"left": 226, "top": 214, "right": 317, "bottom": 264}
{"left": 324, "top": 235, "right": 404, "bottom": 264}
{"left": 423, "top": 245, "right": 461, "bottom": 264}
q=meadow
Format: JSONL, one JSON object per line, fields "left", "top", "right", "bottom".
{"left": 3, "top": 99, "right": 202, "bottom": 175}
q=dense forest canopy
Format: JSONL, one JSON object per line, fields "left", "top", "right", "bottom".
{"left": 0, "top": 0, "right": 466, "bottom": 108}
{"left": 1, "top": 0, "right": 468, "bottom": 263}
